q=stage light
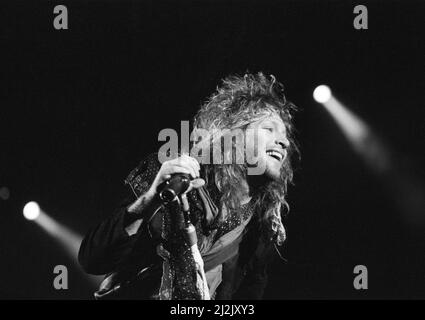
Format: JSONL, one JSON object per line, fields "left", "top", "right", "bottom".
{"left": 24, "top": 204, "right": 102, "bottom": 287}
{"left": 313, "top": 85, "right": 332, "bottom": 103}
{"left": 23, "top": 201, "right": 40, "bottom": 220}
{"left": 316, "top": 87, "right": 425, "bottom": 228}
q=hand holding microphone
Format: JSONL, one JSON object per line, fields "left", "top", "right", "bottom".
{"left": 127, "top": 154, "right": 204, "bottom": 220}
{"left": 148, "top": 154, "right": 205, "bottom": 202}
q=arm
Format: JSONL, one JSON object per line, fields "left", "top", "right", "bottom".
{"left": 78, "top": 153, "right": 203, "bottom": 275}
{"left": 78, "top": 190, "right": 162, "bottom": 275}
{"left": 78, "top": 154, "right": 162, "bottom": 275}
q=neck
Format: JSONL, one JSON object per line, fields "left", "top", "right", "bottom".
{"left": 247, "top": 173, "right": 270, "bottom": 193}
{"left": 240, "top": 174, "right": 271, "bottom": 204}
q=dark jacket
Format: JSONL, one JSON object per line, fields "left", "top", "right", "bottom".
{"left": 78, "top": 153, "right": 277, "bottom": 299}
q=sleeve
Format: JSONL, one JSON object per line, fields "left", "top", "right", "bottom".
{"left": 78, "top": 153, "right": 161, "bottom": 275}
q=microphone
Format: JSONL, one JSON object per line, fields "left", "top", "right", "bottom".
{"left": 159, "top": 173, "right": 191, "bottom": 202}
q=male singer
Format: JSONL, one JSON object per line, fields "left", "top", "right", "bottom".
{"left": 78, "top": 72, "right": 299, "bottom": 299}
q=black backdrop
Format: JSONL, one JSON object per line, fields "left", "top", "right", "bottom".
{"left": 1, "top": 0, "right": 425, "bottom": 299}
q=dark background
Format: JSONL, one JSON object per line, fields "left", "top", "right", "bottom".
{"left": 1, "top": 0, "right": 425, "bottom": 299}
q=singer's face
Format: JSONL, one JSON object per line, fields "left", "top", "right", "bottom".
{"left": 245, "top": 112, "right": 290, "bottom": 180}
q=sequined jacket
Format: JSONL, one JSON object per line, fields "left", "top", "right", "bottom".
{"left": 78, "top": 153, "right": 277, "bottom": 299}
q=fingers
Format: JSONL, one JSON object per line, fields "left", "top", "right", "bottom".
{"left": 182, "top": 154, "right": 200, "bottom": 172}
{"left": 157, "top": 154, "right": 201, "bottom": 190}
{"left": 162, "top": 164, "right": 193, "bottom": 178}
{"left": 170, "top": 155, "right": 200, "bottom": 179}
{"left": 179, "top": 154, "right": 200, "bottom": 177}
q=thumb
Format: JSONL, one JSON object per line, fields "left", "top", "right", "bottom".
{"left": 191, "top": 178, "right": 205, "bottom": 189}
{"left": 184, "top": 178, "right": 205, "bottom": 193}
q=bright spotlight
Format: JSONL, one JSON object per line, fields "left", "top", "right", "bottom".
{"left": 313, "top": 85, "right": 332, "bottom": 103}
{"left": 23, "top": 201, "right": 40, "bottom": 220}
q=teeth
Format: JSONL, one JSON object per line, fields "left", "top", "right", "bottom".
{"left": 266, "top": 150, "right": 283, "bottom": 161}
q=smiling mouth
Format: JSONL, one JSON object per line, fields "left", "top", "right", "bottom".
{"left": 266, "top": 150, "right": 284, "bottom": 162}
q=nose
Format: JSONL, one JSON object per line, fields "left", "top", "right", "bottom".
{"left": 275, "top": 133, "right": 290, "bottom": 150}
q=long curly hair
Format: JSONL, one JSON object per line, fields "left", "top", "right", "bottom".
{"left": 192, "top": 72, "right": 299, "bottom": 245}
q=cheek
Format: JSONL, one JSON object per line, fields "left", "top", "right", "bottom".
{"left": 247, "top": 137, "right": 264, "bottom": 157}
{"left": 256, "top": 132, "right": 269, "bottom": 153}
{"left": 244, "top": 128, "right": 268, "bottom": 158}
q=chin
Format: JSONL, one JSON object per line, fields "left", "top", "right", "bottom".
{"left": 264, "top": 166, "right": 282, "bottom": 181}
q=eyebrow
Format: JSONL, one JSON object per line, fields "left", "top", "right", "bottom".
{"left": 263, "top": 118, "right": 285, "bottom": 127}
